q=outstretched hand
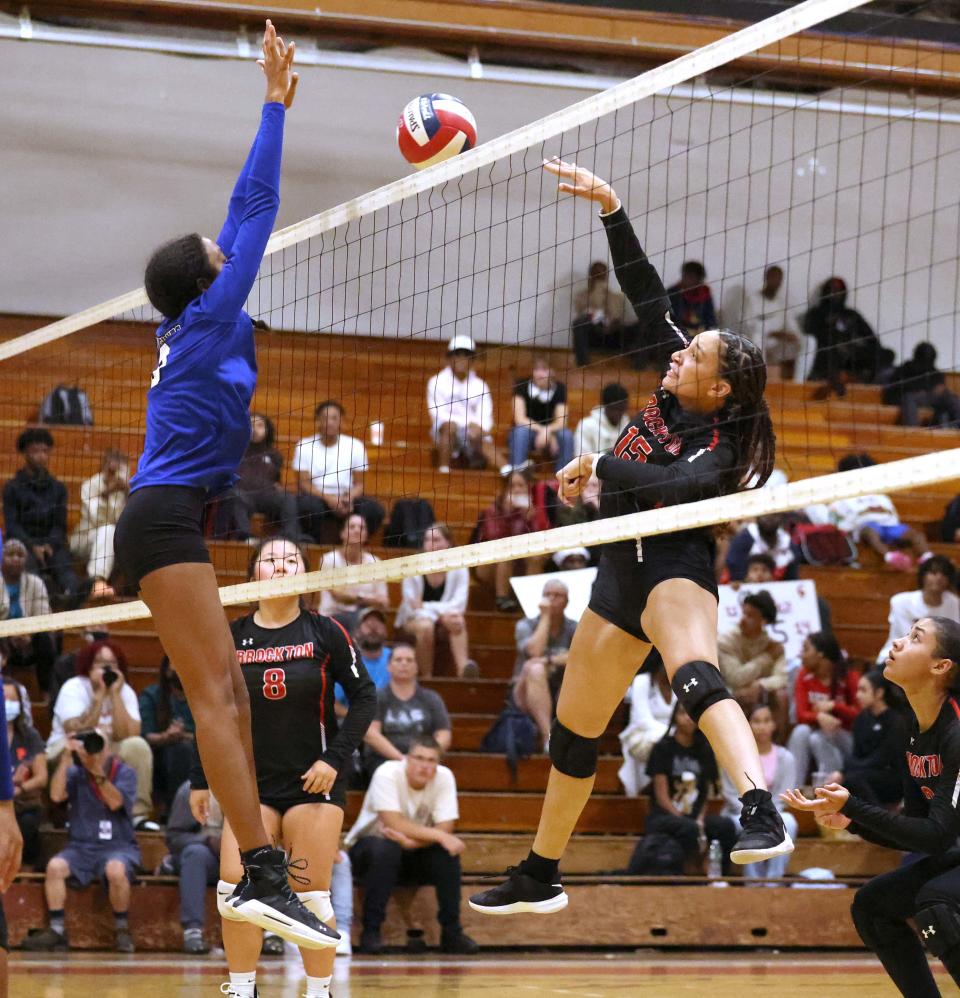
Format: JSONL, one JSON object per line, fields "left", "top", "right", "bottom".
{"left": 542, "top": 157, "right": 619, "bottom": 214}
{"left": 781, "top": 782, "right": 850, "bottom": 816}
{"left": 258, "top": 19, "right": 299, "bottom": 109}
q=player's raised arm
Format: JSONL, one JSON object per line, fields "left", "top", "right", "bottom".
{"left": 543, "top": 156, "right": 687, "bottom": 358}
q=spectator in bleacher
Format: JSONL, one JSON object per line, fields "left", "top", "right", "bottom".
{"left": 827, "top": 670, "right": 906, "bottom": 807}
{"left": 22, "top": 728, "right": 140, "bottom": 953}
{"left": 232, "top": 413, "right": 302, "bottom": 539}
{"left": 0, "top": 539, "right": 58, "bottom": 695}
{"left": 46, "top": 639, "right": 158, "bottom": 831}
{"left": 48, "top": 627, "right": 107, "bottom": 706}
{"left": 876, "top": 555, "right": 960, "bottom": 664}
{"left": 570, "top": 260, "right": 633, "bottom": 368}
{"left": 473, "top": 469, "right": 552, "bottom": 612}
{"left": 162, "top": 779, "right": 220, "bottom": 954}
{"left": 717, "top": 591, "right": 789, "bottom": 729}
{"left": 618, "top": 652, "right": 676, "bottom": 797}
{"left": 724, "top": 513, "right": 797, "bottom": 581}
{"left": 395, "top": 523, "right": 477, "bottom": 679}
{"left": 427, "top": 335, "right": 499, "bottom": 473}
{"left": 140, "top": 657, "right": 196, "bottom": 821}
{"left": 294, "top": 400, "right": 384, "bottom": 543}
{"left": 787, "top": 632, "right": 861, "bottom": 784}
{"left": 883, "top": 341, "right": 960, "bottom": 428}
{"left": 335, "top": 606, "right": 392, "bottom": 717}
{"left": 744, "top": 552, "right": 777, "bottom": 583}
{"left": 344, "top": 734, "right": 478, "bottom": 954}
{"left": 831, "top": 453, "right": 930, "bottom": 570}
{"left": 667, "top": 261, "right": 716, "bottom": 336}
{"left": 721, "top": 701, "right": 798, "bottom": 884}
{"left": 508, "top": 357, "right": 574, "bottom": 474}
{"left": 574, "top": 382, "right": 630, "bottom": 457}
{"left": 645, "top": 704, "right": 738, "bottom": 874}
{"left": 735, "top": 265, "right": 803, "bottom": 382}
{"left": 363, "top": 644, "right": 452, "bottom": 775}
{"left": 68, "top": 448, "right": 129, "bottom": 600}
{"left": 553, "top": 547, "right": 591, "bottom": 572}
{"left": 318, "top": 513, "right": 390, "bottom": 633}
{"left": 943, "top": 493, "right": 960, "bottom": 544}
{"left": 802, "top": 277, "right": 882, "bottom": 386}
{"left": 5, "top": 676, "right": 46, "bottom": 870}
{"left": 512, "top": 579, "right": 577, "bottom": 750}
{"left": 2, "top": 428, "right": 83, "bottom": 609}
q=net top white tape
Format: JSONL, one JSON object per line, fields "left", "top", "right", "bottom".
{"left": 0, "top": 0, "right": 871, "bottom": 363}
{"left": 1, "top": 447, "right": 955, "bottom": 637}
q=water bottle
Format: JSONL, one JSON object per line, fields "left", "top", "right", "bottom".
{"left": 707, "top": 839, "right": 723, "bottom": 880}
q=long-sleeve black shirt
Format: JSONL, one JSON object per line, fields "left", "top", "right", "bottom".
{"left": 841, "top": 696, "right": 960, "bottom": 855}
{"left": 845, "top": 707, "right": 905, "bottom": 782}
{"left": 2, "top": 467, "right": 69, "bottom": 549}
{"left": 591, "top": 207, "right": 742, "bottom": 526}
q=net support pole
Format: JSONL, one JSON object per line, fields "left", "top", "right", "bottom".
{"left": 3, "top": 446, "right": 956, "bottom": 636}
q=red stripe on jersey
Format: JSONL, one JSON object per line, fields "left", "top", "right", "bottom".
{"left": 949, "top": 696, "right": 960, "bottom": 721}
{"left": 707, "top": 423, "right": 720, "bottom": 452}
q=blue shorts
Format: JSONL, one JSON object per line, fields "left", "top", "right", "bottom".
{"left": 861, "top": 521, "right": 910, "bottom": 545}
{"left": 57, "top": 843, "right": 141, "bottom": 888}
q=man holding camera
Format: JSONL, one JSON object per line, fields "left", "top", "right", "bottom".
{"left": 46, "top": 639, "right": 158, "bottom": 830}
{"left": 22, "top": 728, "right": 140, "bottom": 953}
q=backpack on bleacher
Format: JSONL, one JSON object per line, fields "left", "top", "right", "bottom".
{"left": 626, "top": 833, "right": 685, "bottom": 876}
{"left": 39, "top": 384, "right": 93, "bottom": 426}
{"left": 480, "top": 701, "right": 538, "bottom": 781}
{"left": 792, "top": 524, "right": 856, "bottom": 567}
{"left": 383, "top": 498, "right": 435, "bottom": 548}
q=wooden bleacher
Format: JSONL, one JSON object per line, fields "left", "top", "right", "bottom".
{"left": 3, "top": 312, "right": 959, "bottom": 949}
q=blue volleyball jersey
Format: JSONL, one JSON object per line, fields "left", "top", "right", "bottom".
{"left": 131, "top": 102, "right": 286, "bottom": 495}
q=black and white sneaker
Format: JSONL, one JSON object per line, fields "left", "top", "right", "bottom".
{"left": 730, "top": 788, "right": 794, "bottom": 864}
{"left": 468, "top": 866, "right": 568, "bottom": 915}
{"left": 228, "top": 846, "right": 340, "bottom": 950}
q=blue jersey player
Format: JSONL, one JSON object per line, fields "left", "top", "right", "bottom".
{"left": 114, "top": 21, "right": 336, "bottom": 951}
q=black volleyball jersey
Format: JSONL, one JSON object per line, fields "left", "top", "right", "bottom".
{"left": 842, "top": 696, "right": 960, "bottom": 855}
{"left": 193, "top": 610, "right": 376, "bottom": 801}
{"left": 592, "top": 206, "right": 742, "bottom": 533}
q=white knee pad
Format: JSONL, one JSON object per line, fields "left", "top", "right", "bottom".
{"left": 217, "top": 880, "right": 246, "bottom": 922}
{"left": 298, "top": 889, "right": 334, "bottom": 924}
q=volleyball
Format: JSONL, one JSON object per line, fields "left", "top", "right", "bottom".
{"left": 397, "top": 93, "right": 477, "bottom": 170}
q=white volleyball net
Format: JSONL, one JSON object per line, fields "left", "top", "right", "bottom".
{"left": 1, "top": 0, "right": 959, "bottom": 646}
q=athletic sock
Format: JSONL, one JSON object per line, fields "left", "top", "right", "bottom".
{"left": 522, "top": 850, "right": 559, "bottom": 884}
{"left": 49, "top": 909, "right": 65, "bottom": 936}
{"left": 304, "top": 975, "right": 332, "bottom": 997}
{"left": 229, "top": 971, "right": 257, "bottom": 998}
{"left": 114, "top": 911, "right": 129, "bottom": 931}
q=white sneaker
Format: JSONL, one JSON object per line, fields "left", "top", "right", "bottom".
{"left": 336, "top": 932, "right": 352, "bottom": 956}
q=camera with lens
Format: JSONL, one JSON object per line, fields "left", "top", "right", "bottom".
{"left": 101, "top": 666, "right": 119, "bottom": 688}
{"left": 71, "top": 729, "right": 105, "bottom": 765}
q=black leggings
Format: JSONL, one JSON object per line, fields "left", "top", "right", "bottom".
{"left": 852, "top": 849, "right": 960, "bottom": 997}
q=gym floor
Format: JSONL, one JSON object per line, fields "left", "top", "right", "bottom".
{"left": 10, "top": 952, "right": 935, "bottom": 996}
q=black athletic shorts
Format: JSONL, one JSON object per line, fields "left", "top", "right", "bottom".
{"left": 588, "top": 531, "right": 719, "bottom": 643}
{"left": 114, "top": 485, "right": 211, "bottom": 590}
{"left": 261, "top": 780, "right": 348, "bottom": 815}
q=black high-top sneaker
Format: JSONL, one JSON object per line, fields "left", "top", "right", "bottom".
{"left": 730, "top": 788, "right": 794, "bottom": 864}
{"left": 228, "top": 846, "right": 340, "bottom": 949}
{"left": 468, "top": 865, "right": 568, "bottom": 915}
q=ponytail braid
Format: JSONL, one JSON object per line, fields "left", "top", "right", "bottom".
{"left": 717, "top": 330, "right": 776, "bottom": 489}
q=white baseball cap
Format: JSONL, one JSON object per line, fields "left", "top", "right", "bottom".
{"left": 555, "top": 547, "right": 590, "bottom": 566}
{"left": 448, "top": 334, "right": 477, "bottom": 354}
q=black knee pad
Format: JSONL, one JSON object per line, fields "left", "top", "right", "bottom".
{"left": 671, "top": 661, "right": 732, "bottom": 723}
{"left": 916, "top": 903, "right": 960, "bottom": 958}
{"left": 549, "top": 719, "right": 599, "bottom": 778}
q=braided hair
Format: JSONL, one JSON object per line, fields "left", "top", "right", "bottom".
{"left": 144, "top": 233, "right": 217, "bottom": 320}
{"left": 717, "top": 330, "right": 776, "bottom": 489}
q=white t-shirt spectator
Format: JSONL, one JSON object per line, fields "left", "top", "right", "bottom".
{"left": 738, "top": 285, "right": 800, "bottom": 348}
{"left": 829, "top": 494, "right": 900, "bottom": 539}
{"left": 344, "top": 758, "right": 459, "bottom": 846}
{"left": 47, "top": 675, "right": 141, "bottom": 756}
{"left": 318, "top": 549, "right": 389, "bottom": 617}
{"left": 292, "top": 433, "right": 368, "bottom": 498}
{"left": 574, "top": 405, "right": 629, "bottom": 457}
{"left": 427, "top": 367, "right": 493, "bottom": 435}
{"left": 618, "top": 672, "right": 677, "bottom": 797}
{"left": 876, "top": 589, "right": 960, "bottom": 664}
